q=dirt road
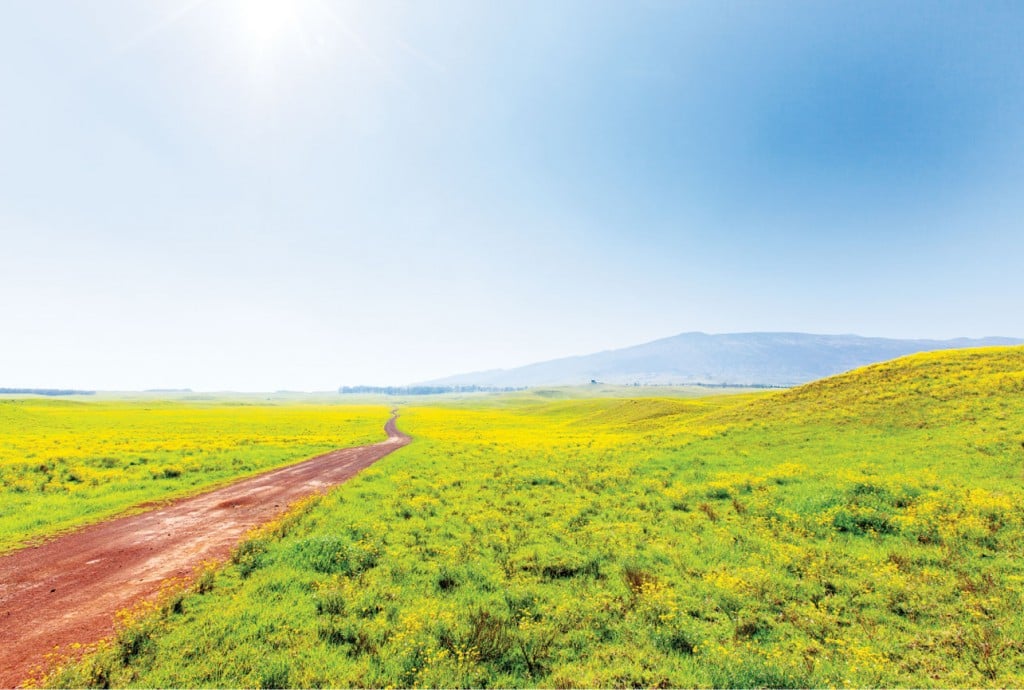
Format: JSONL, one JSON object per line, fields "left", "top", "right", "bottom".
{"left": 0, "top": 412, "right": 410, "bottom": 688}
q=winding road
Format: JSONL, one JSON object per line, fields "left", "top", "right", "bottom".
{"left": 0, "top": 412, "right": 410, "bottom": 688}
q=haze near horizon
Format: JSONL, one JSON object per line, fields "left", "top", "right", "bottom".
{"left": 3, "top": 1, "right": 1023, "bottom": 391}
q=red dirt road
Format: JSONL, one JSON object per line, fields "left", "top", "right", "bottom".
{"left": 0, "top": 413, "right": 410, "bottom": 688}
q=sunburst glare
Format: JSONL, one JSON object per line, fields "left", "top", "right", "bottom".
{"left": 220, "top": 0, "right": 342, "bottom": 88}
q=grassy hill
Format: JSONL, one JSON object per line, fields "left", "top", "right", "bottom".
{"left": 47, "top": 347, "right": 1024, "bottom": 687}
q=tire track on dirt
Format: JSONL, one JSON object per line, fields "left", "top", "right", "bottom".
{"left": 0, "top": 412, "right": 410, "bottom": 688}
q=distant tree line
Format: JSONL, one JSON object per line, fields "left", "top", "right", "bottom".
{"left": 685, "top": 382, "right": 789, "bottom": 389}
{"left": 625, "top": 381, "right": 787, "bottom": 389}
{"left": 0, "top": 388, "right": 96, "bottom": 396}
{"left": 339, "top": 385, "right": 523, "bottom": 395}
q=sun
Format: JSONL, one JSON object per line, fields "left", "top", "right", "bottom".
{"left": 234, "top": 0, "right": 300, "bottom": 57}
{"left": 219, "top": 0, "right": 343, "bottom": 88}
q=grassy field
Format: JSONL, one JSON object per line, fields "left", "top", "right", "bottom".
{"left": 41, "top": 347, "right": 1024, "bottom": 687}
{"left": 0, "top": 398, "right": 390, "bottom": 553}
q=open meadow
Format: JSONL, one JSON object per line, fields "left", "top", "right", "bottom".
{"left": 34, "top": 346, "right": 1024, "bottom": 688}
{"left": 0, "top": 398, "right": 389, "bottom": 554}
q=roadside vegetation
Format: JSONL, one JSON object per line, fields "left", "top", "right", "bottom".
{"left": 44, "top": 347, "right": 1024, "bottom": 687}
{"left": 0, "top": 399, "right": 389, "bottom": 553}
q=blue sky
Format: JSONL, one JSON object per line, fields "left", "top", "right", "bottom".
{"left": 2, "top": 0, "right": 1022, "bottom": 390}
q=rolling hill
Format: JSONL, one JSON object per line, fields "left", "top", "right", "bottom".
{"left": 49, "top": 345, "right": 1024, "bottom": 687}
{"left": 420, "top": 332, "right": 1022, "bottom": 388}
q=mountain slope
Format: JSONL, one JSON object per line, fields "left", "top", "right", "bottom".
{"left": 421, "top": 332, "right": 1023, "bottom": 387}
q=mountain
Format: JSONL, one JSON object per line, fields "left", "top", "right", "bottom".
{"left": 419, "top": 332, "right": 1024, "bottom": 388}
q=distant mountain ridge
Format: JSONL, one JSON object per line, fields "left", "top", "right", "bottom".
{"left": 419, "top": 332, "right": 1024, "bottom": 388}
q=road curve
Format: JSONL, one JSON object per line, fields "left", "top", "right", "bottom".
{"left": 0, "top": 411, "right": 410, "bottom": 688}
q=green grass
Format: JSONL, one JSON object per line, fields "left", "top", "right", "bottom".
{"left": 0, "top": 399, "right": 390, "bottom": 553}
{"left": 44, "top": 346, "right": 1024, "bottom": 687}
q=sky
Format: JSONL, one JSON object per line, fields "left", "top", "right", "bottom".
{"left": 2, "top": 0, "right": 1023, "bottom": 390}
